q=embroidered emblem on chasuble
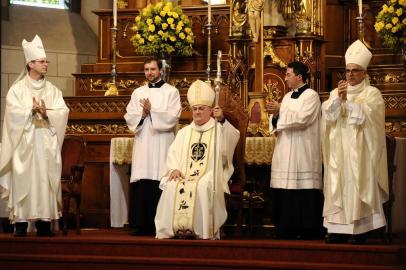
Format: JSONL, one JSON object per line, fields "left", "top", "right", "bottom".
{"left": 173, "top": 128, "right": 213, "bottom": 238}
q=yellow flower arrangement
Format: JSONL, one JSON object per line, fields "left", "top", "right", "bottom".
{"left": 374, "top": 0, "right": 406, "bottom": 48}
{"left": 130, "top": 0, "right": 195, "bottom": 56}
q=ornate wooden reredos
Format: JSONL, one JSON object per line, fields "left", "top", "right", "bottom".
{"left": 67, "top": 0, "right": 406, "bottom": 227}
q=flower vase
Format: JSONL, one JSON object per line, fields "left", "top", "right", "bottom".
{"left": 159, "top": 52, "right": 172, "bottom": 83}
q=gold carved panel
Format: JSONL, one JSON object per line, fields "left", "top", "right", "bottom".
{"left": 66, "top": 123, "right": 132, "bottom": 135}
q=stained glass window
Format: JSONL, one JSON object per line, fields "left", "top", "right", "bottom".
{"left": 10, "top": 0, "right": 67, "bottom": 9}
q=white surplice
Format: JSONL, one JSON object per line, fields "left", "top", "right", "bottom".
{"left": 0, "top": 75, "right": 69, "bottom": 222}
{"left": 124, "top": 83, "right": 181, "bottom": 182}
{"left": 321, "top": 79, "right": 388, "bottom": 234}
{"left": 270, "top": 88, "right": 322, "bottom": 189}
{"left": 155, "top": 118, "right": 240, "bottom": 239}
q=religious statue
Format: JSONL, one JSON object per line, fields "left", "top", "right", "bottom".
{"left": 231, "top": 0, "right": 247, "bottom": 36}
{"left": 247, "top": 0, "right": 265, "bottom": 42}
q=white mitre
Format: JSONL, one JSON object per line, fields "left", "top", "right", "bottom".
{"left": 22, "top": 35, "right": 46, "bottom": 63}
{"left": 187, "top": 80, "right": 215, "bottom": 107}
{"left": 345, "top": 40, "right": 372, "bottom": 69}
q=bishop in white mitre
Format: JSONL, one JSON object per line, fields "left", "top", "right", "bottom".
{"left": 0, "top": 35, "right": 69, "bottom": 237}
{"left": 322, "top": 40, "right": 388, "bottom": 244}
{"left": 155, "top": 80, "right": 240, "bottom": 239}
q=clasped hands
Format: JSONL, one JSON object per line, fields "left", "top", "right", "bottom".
{"left": 337, "top": 80, "right": 347, "bottom": 102}
{"left": 32, "top": 97, "right": 48, "bottom": 119}
{"left": 140, "top": 98, "right": 151, "bottom": 119}
{"left": 265, "top": 99, "right": 281, "bottom": 116}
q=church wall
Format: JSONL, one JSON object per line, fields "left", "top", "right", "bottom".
{"left": 80, "top": 0, "right": 111, "bottom": 36}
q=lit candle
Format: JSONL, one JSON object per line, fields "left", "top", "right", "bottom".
{"left": 217, "top": 50, "right": 222, "bottom": 72}
{"left": 208, "top": 0, "right": 211, "bottom": 25}
{"left": 113, "top": 0, "right": 117, "bottom": 27}
{"left": 358, "top": 0, "right": 362, "bottom": 17}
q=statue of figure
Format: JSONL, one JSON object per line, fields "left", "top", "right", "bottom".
{"left": 231, "top": 0, "right": 247, "bottom": 36}
{"left": 247, "top": 0, "right": 265, "bottom": 42}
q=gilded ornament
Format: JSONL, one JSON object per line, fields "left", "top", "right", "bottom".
{"left": 264, "top": 41, "right": 287, "bottom": 68}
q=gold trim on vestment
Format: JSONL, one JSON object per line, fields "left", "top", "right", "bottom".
{"left": 173, "top": 127, "right": 213, "bottom": 238}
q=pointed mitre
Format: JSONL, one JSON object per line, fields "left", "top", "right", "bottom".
{"left": 22, "top": 35, "right": 46, "bottom": 63}
{"left": 345, "top": 40, "right": 372, "bottom": 69}
{"left": 187, "top": 80, "right": 215, "bottom": 107}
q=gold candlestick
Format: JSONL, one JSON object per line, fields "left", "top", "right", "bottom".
{"left": 105, "top": 27, "right": 119, "bottom": 96}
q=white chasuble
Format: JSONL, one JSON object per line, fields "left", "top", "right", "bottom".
{"left": 155, "top": 118, "right": 240, "bottom": 239}
{"left": 270, "top": 88, "right": 322, "bottom": 189}
{"left": 124, "top": 83, "right": 181, "bottom": 182}
{"left": 0, "top": 75, "right": 69, "bottom": 222}
{"left": 173, "top": 128, "right": 212, "bottom": 237}
{"left": 321, "top": 80, "right": 388, "bottom": 234}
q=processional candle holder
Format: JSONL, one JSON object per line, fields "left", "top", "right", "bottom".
{"left": 105, "top": 26, "right": 119, "bottom": 96}
{"left": 356, "top": 16, "right": 364, "bottom": 41}
{"left": 105, "top": 0, "right": 119, "bottom": 96}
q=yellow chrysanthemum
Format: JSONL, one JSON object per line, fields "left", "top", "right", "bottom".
{"left": 172, "top": 12, "right": 179, "bottom": 19}
{"left": 155, "top": 2, "right": 163, "bottom": 10}
{"left": 176, "top": 25, "right": 183, "bottom": 33}
{"left": 374, "top": 22, "right": 383, "bottom": 32}
{"left": 139, "top": 38, "right": 144, "bottom": 44}
{"left": 135, "top": 34, "right": 141, "bottom": 39}
{"left": 160, "top": 10, "right": 167, "bottom": 17}
{"left": 135, "top": 16, "right": 141, "bottom": 22}
{"left": 403, "top": 18, "right": 406, "bottom": 24}
{"left": 385, "top": 23, "right": 393, "bottom": 29}
{"left": 388, "top": 6, "right": 395, "bottom": 13}
{"left": 158, "top": 30, "right": 164, "bottom": 36}
{"left": 155, "top": 16, "right": 162, "bottom": 24}
{"left": 392, "top": 17, "right": 399, "bottom": 25}
{"left": 383, "top": 4, "right": 388, "bottom": 12}
{"left": 185, "top": 27, "right": 191, "bottom": 34}
{"left": 131, "top": 25, "right": 138, "bottom": 32}
{"left": 170, "top": 24, "right": 176, "bottom": 30}
{"left": 392, "top": 26, "right": 399, "bottom": 33}
{"left": 147, "top": 18, "right": 153, "bottom": 25}
{"left": 396, "top": 8, "right": 403, "bottom": 16}
{"left": 169, "top": 36, "right": 176, "bottom": 42}
{"left": 165, "top": 2, "right": 173, "bottom": 9}
{"left": 148, "top": 24, "right": 156, "bottom": 32}
{"left": 167, "top": 17, "right": 174, "bottom": 24}
{"left": 179, "top": 32, "right": 186, "bottom": 39}
{"left": 148, "top": 35, "right": 155, "bottom": 42}
{"left": 162, "top": 23, "right": 168, "bottom": 30}
{"left": 167, "top": 11, "right": 173, "bottom": 17}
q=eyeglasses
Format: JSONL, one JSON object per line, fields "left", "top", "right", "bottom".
{"left": 32, "top": 60, "right": 50, "bottom": 64}
{"left": 345, "top": 69, "right": 364, "bottom": 74}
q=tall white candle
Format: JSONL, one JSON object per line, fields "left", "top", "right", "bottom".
{"left": 113, "top": 0, "right": 117, "bottom": 27}
{"left": 217, "top": 51, "right": 222, "bottom": 71}
{"left": 358, "top": 0, "right": 362, "bottom": 17}
{"left": 208, "top": 0, "right": 211, "bottom": 25}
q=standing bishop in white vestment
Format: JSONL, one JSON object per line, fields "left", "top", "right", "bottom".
{"left": 322, "top": 40, "right": 388, "bottom": 244}
{"left": 0, "top": 35, "right": 69, "bottom": 237}
{"left": 124, "top": 57, "right": 181, "bottom": 236}
{"left": 155, "top": 80, "right": 240, "bottom": 239}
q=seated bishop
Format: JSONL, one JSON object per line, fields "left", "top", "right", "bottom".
{"left": 155, "top": 80, "right": 240, "bottom": 239}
